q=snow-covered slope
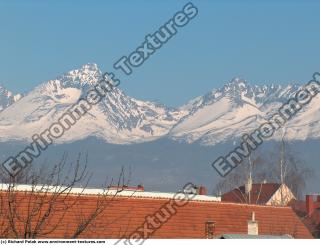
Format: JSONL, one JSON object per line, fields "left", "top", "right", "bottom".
{"left": 0, "top": 65, "right": 318, "bottom": 145}
{"left": 170, "top": 78, "right": 302, "bottom": 145}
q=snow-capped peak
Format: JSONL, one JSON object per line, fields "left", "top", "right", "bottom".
{"left": 58, "top": 63, "right": 101, "bottom": 87}
{"left": 170, "top": 78, "right": 311, "bottom": 145}
{"left": 0, "top": 65, "right": 185, "bottom": 144}
{"left": 224, "top": 77, "right": 248, "bottom": 89}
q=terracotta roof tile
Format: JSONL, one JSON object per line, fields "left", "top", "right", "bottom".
{"left": 0, "top": 190, "right": 313, "bottom": 239}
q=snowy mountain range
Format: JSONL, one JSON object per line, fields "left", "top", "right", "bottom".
{"left": 0, "top": 63, "right": 319, "bottom": 145}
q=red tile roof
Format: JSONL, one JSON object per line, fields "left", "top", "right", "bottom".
{"left": 0, "top": 189, "right": 313, "bottom": 239}
{"left": 222, "top": 183, "right": 282, "bottom": 204}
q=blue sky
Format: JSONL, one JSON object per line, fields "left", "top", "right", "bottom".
{"left": 0, "top": 0, "right": 320, "bottom": 107}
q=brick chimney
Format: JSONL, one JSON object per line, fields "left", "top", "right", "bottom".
{"left": 137, "top": 184, "right": 144, "bottom": 191}
{"left": 306, "top": 195, "right": 314, "bottom": 216}
{"left": 198, "top": 186, "right": 208, "bottom": 195}
{"left": 248, "top": 212, "right": 258, "bottom": 235}
{"left": 205, "top": 220, "right": 215, "bottom": 239}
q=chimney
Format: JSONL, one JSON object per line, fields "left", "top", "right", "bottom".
{"left": 205, "top": 220, "right": 215, "bottom": 239}
{"left": 245, "top": 178, "right": 253, "bottom": 194}
{"left": 306, "top": 195, "right": 314, "bottom": 216}
{"left": 248, "top": 212, "right": 258, "bottom": 236}
{"left": 137, "top": 184, "right": 144, "bottom": 191}
{"left": 198, "top": 186, "right": 208, "bottom": 195}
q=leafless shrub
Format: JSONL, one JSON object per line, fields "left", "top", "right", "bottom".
{"left": 0, "top": 153, "right": 132, "bottom": 238}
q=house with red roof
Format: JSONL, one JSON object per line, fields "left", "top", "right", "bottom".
{"left": 221, "top": 183, "right": 295, "bottom": 206}
{"left": 0, "top": 184, "right": 313, "bottom": 239}
{"left": 291, "top": 194, "right": 320, "bottom": 238}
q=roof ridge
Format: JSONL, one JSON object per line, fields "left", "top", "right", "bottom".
{"left": 0, "top": 183, "right": 221, "bottom": 202}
